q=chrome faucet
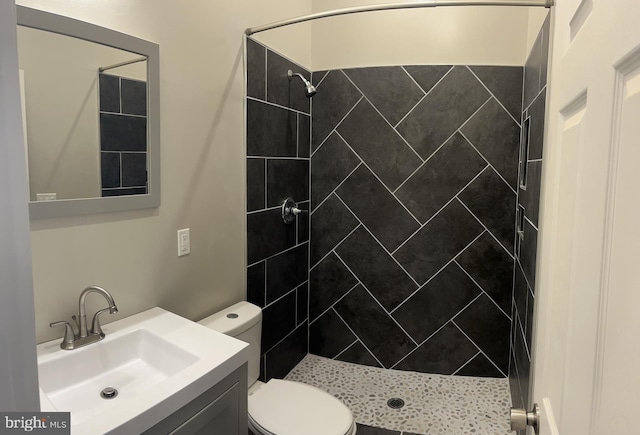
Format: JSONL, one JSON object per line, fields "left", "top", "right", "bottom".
{"left": 50, "top": 285, "right": 118, "bottom": 350}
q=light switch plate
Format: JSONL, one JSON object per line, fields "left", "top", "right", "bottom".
{"left": 177, "top": 228, "right": 190, "bottom": 257}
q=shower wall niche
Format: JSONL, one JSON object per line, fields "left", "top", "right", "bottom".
{"left": 309, "top": 65, "right": 523, "bottom": 377}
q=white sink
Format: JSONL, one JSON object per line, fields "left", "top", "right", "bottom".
{"left": 37, "top": 307, "right": 248, "bottom": 434}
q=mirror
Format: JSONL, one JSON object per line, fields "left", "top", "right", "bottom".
{"left": 16, "top": 6, "right": 160, "bottom": 219}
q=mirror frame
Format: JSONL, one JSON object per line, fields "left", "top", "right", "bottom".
{"left": 17, "top": 6, "right": 160, "bottom": 219}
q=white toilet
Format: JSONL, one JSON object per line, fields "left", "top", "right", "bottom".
{"left": 199, "top": 301, "right": 356, "bottom": 435}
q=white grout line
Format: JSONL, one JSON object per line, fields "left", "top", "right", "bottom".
{"left": 466, "top": 66, "right": 522, "bottom": 126}
{"left": 247, "top": 95, "right": 311, "bottom": 116}
{"left": 247, "top": 241, "right": 308, "bottom": 268}
{"left": 451, "top": 320, "right": 507, "bottom": 378}
{"left": 390, "top": 293, "right": 484, "bottom": 370}
{"left": 310, "top": 162, "right": 363, "bottom": 214}
{"left": 309, "top": 223, "right": 361, "bottom": 271}
{"left": 311, "top": 95, "right": 364, "bottom": 156}
{"left": 451, "top": 351, "right": 482, "bottom": 376}
{"left": 390, "top": 230, "right": 486, "bottom": 315}
{"left": 453, "top": 259, "right": 511, "bottom": 320}
{"left": 333, "top": 194, "right": 421, "bottom": 289}
{"left": 522, "top": 83, "right": 547, "bottom": 114}
{"left": 394, "top": 65, "right": 456, "bottom": 128}
{"left": 356, "top": 279, "right": 420, "bottom": 348}
{"left": 332, "top": 308, "right": 387, "bottom": 368}
{"left": 341, "top": 71, "right": 424, "bottom": 163}
{"left": 455, "top": 197, "right": 515, "bottom": 259}
{"left": 333, "top": 339, "right": 359, "bottom": 360}
{"left": 308, "top": 282, "right": 359, "bottom": 325}
{"left": 263, "top": 318, "right": 307, "bottom": 356}
{"left": 246, "top": 204, "right": 280, "bottom": 215}
{"left": 393, "top": 92, "right": 426, "bottom": 129}
{"left": 335, "top": 131, "right": 422, "bottom": 226}
{"left": 314, "top": 70, "right": 330, "bottom": 87}
{"left": 458, "top": 129, "right": 517, "bottom": 197}
{"left": 391, "top": 165, "right": 489, "bottom": 256}
{"left": 400, "top": 65, "right": 428, "bottom": 98}
{"left": 263, "top": 279, "right": 307, "bottom": 310}
{"left": 524, "top": 214, "right": 539, "bottom": 232}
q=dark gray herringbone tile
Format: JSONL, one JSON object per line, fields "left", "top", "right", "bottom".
{"left": 311, "top": 132, "right": 360, "bottom": 209}
{"left": 312, "top": 70, "right": 362, "bottom": 149}
{"left": 337, "top": 165, "right": 420, "bottom": 252}
{"left": 395, "top": 132, "right": 486, "bottom": 223}
{"left": 336, "top": 226, "right": 418, "bottom": 312}
{"left": 337, "top": 99, "right": 422, "bottom": 191}
{"left": 343, "top": 66, "right": 425, "bottom": 126}
{"left": 397, "top": 66, "right": 489, "bottom": 159}
{"left": 460, "top": 98, "right": 521, "bottom": 189}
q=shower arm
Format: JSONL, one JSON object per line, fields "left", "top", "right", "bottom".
{"left": 246, "top": 0, "right": 554, "bottom": 36}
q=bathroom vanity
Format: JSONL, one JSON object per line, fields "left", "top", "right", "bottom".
{"left": 141, "top": 364, "right": 247, "bottom": 434}
{"left": 37, "top": 308, "right": 249, "bottom": 434}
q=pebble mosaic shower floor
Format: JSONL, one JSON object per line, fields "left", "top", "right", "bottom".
{"left": 284, "top": 354, "right": 512, "bottom": 435}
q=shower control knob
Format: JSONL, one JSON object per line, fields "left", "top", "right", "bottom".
{"left": 510, "top": 403, "right": 540, "bottom": 434}
{"left": 281, "top": 198, "right": 307, "bottom": 224}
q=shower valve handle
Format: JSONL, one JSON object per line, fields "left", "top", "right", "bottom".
{"left": 282, "top": 198, "right": 307, "bottom": 224}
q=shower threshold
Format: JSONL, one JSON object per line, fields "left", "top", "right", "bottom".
{"left": 285, "top": 354, "right": 512, "bottom": 435}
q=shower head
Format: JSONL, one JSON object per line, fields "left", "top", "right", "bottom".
{"left": 287, "top": 69, "right": 317, "bottom": 98}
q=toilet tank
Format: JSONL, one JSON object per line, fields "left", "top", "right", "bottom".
{"left": 198, "top": 301, "right": 262, "bottom": 386}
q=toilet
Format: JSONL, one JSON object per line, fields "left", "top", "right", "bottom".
{"left": 199, "top": 301, "right": 356, "bottom": 435}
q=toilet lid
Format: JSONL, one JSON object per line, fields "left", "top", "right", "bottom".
{"left": 248, "top": 379, "right": 353, "bottom": 435}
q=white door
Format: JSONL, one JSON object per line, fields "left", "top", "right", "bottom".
{"left": 533, "top": 0, "right": 640, "bottom": 434}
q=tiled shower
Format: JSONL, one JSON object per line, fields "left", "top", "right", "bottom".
{"left": 245, "top": 14, "right": 548, "bottom": 410}
{"left": 308, "top": 64, "right": 521, "bottom": 377}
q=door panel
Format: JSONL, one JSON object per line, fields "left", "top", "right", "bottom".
{"left": 533, "top": 1, "right": 640, "bottom": 434}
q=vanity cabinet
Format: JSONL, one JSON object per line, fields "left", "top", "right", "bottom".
{"left": 142, "top": 364, "right": 248, "bottom": 435}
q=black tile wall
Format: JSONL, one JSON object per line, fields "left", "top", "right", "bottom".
{"left": 310, "top": 132, "right": 360, "bottom": 208}
{"left": 336, "top": 227, "right": 418, "bottom": 312}
{"left": 310, "top": 64, "right": 524, "bottom": 378}
{"left": 121, "top": 79, "right": 147, "bottom": 116}
{"left": 343, "top": 66, "right": 425, "bottom": 126}
{"left": 266, "top": 159, "right": 309, "bottom": 207}
{"left": 263, "top": 322, "right": 308, "bottom": 381}
{"left": 246, "top": 158, "right": 265, "bottom": 212}
{"left": 101, "top": 152, "right": 120, "bottom": 188}
{"left": 395, "top": 132, "right": 487, "bottom": 223}
{"left": 312, "top": 70, "right": 362, "bottom": 148}
{"left": 309, "top": 309, "right": 356, "bottom": 359}
{"left": 266, "top": 50, "right": 310, "bottom": 114}
{"left": 99, "top": 74, "right": 120, "bottom": 112}
{"left": 395, "top": 322, "right": 478, "bottom": 375}
{"left": 309, "top": 252, "right": 357, "bottom": 321}
{"left": 98, "top": 73, "right": 148, "bottom": 197}
{"left": 246, "top": 38, "right": 266, "bottom": 100}
{"left": 397, "top": 66, "right": 490, "bottom": 159}
{"left": 245, "top": 38, "right": 310, "bottom": 382}
{"left": 334, "top": 285, "right": 416, "bottom": 368}
{"left": 337, "top": 100, "right": 422, "bottom": 190}
{"left": 510, "top": 12, "right": 550, "bottom": 412}
{"left": 265, "top": 244, "right": 308, "bottom": 304}
{"left": 338, "top": 341, "right": 382, "bottom": 368}
{"left": 246, "top": 99, "right": 297, "bottom": 157}
{"left": 121, "top": 153, "right": 147, "bottom": 187}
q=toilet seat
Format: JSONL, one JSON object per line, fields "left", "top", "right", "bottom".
{"left": 248, "top": 379, "right": 355, "bottom": 435}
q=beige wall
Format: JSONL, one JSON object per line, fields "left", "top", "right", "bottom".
{"left": 310, "top": 0, "right": 535, "bottom": 70}
{"left": 19, "top": 0, "right": 311, "bottom": 343}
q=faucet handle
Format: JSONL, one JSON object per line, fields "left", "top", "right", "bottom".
{"left": 90, "top": 308, "right": 113, "bottom": 337}
{"left": 50, "top": 321, "right": 76, "bottom": 348}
